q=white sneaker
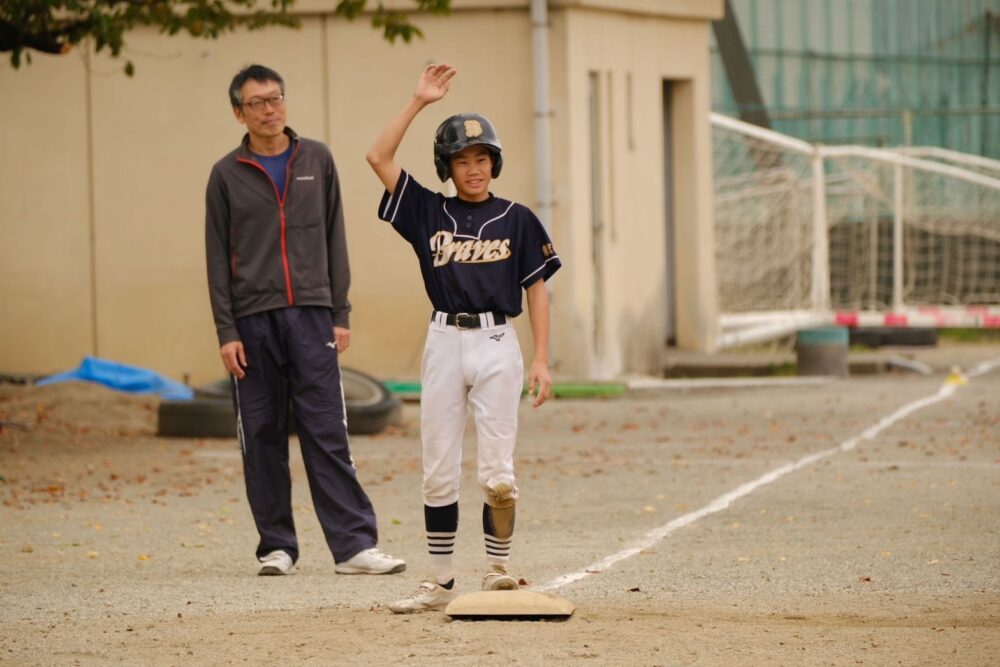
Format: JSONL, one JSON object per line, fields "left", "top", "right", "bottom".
{"left": 335, "top": 547, "right": 406, "bottom": 574}
{"left": 482, "top": 565, "right": 518, "bottom": 591}
{"left": 258, "top": 550, "right": 294, "bottom": 576}
{"left": 388, "top": 580, "right": 457, "bottom": 614}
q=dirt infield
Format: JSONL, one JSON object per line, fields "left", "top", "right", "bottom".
{"left": 1, "top": 343, "right": 998, "bottom": 665}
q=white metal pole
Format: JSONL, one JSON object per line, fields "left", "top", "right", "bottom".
{"left": 892, "top": 146, "right": 1000, "bottom": 174}
{"left": 811, "top": 148, "right": 830, "bottom": 311}
{"left": 710, "top": 112, "right": 814, "bottom": 154}
{"left": 531, "top": 0, "right": 555, "bottom": 364}
{"left": 532, "top": 0, "right": 553, "bottom": 236}
{"left": 892, "top": 163, "right": 905, "bottom": 311}
{"left": 820, "top": 144, "right": 1000, "bottom": 189}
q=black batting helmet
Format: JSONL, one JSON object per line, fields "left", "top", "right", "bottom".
{"left": 433, "top": 113, "right": 503, "bottom": 182}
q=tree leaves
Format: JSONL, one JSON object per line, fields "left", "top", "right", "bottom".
{"left": 2, "top": 0, "right": 452, "bottom": 74}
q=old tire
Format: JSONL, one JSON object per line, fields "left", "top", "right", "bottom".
{"left": 158, "top": 367, "right": 400, "bottom": 438}
{"left": 340, "top": 367, "right": 402, "bottom": 435}
{"left": 157, "top": 398, "right": 236, "bottom": 438}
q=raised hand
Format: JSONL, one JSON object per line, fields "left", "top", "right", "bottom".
{"left": 414, "top": 64, "right": 457, "bottom": 104}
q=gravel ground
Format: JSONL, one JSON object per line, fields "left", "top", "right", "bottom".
{"left": 1, "top": 342, "right": 998, "bottom": 665}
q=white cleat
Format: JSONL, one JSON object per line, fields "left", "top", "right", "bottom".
{"left": 335, "top": 547, "right": 406, "bottom": 574}
{"left": 388, "top": 580, "right": 457, "bottom": 614}
{"left": 258, "top": 550, "right": 295, "bottom": 576}
{"left": 482, "top": 565, "right": 518, "bottom": 591}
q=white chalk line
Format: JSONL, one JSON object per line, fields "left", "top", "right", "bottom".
{"left": 967, "top": 357, "right": 1000, "bottom": 378}
{"left": 628, "top": 376, "right": 833, "bottom": 391}
{"left": 536, "top": 358, "right": 1000, "bottom": 593}
{"left": 661, "top": 458, "right": 999, "bottom": 469}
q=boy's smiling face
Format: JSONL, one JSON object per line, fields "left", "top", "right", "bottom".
{"left": 449, "top": 145, "right": 493, "bottom": 202}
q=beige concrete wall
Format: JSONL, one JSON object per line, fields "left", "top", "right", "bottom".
{"left": 0, "top": 12, "right": 542, "bottom": 384}
{"left": 556, "top": 7, "right": 718, "bottom": 377}
{"left": 0, "top": 26, "right": 331, "bottom": 383}
{"left": 556, "top": 0, "right": 723, "bottom": 19}
{"left": 0, "top": 53, "right": 93, "bottom": 375}
{"left": 296, "top": 0, "right": 723, "bottom": 17}
{"left": 0, "top": 3, "right": 719, "bottom": 383}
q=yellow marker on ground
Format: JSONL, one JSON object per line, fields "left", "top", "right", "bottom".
{"left": 945, "top": 366, "right": 968, "bottom": 385}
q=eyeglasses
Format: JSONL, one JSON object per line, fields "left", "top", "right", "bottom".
{"left": 241, "top": 94, "right": 285, "bottom": 112}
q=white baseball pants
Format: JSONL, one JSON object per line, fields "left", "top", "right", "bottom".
{"left": 420, "top": 316, "right": 523, "bottom": 507}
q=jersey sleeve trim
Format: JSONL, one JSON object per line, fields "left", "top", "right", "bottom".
{"left": 520, "top": 255, "right": 561, "bottom": 285}
{"left": 379, "top": 171, "right": 410, "bottom": 224}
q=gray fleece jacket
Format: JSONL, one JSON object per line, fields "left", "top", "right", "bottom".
{"left": 205, "top": 127, "right": 351, "bottom": 345}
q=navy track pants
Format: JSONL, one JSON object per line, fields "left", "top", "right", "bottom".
{"left": 232, "top": 306, "right": 378, "bottom": 564}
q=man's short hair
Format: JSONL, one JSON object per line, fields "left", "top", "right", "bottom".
{"left": 229, "top": 64, "right": 285, "bottom": 109}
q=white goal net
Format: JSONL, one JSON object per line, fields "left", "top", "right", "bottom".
{"left": 711, "top": 113, "right": 1000, "bottom": 346}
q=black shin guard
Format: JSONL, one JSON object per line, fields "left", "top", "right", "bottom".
{"left": 483, "top": 502, "right": 515, "bottom": 566}
{"left": 482, "top": 503, "right": 515, "bottom": 539}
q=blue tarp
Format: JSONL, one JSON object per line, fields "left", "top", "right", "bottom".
{"left": 37, "top": 356, "right": 194, "bottom": 400}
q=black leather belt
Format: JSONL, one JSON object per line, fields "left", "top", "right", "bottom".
{"left": 433, "top": 311, "right": 507, "bottom": 329}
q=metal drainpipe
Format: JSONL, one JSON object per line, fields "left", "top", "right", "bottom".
{"left": 532, "top": 0, "right": 553, "bottom": 235}
{"left": 531, "top": 0, "right": 556, "bottom": 364}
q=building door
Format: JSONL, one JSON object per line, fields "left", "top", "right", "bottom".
{"left": 662, "top": 79, "right": 677, "bottom": 345}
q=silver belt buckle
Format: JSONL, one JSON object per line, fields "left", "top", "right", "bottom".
{"left": 454, "top": 313, "right": 477, "bottom": 329}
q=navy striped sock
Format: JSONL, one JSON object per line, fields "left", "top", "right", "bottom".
{"left": 425, "top": 502, "right": 458, "bottom": 584}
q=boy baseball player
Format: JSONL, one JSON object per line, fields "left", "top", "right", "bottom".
{"left": 366, "top": 64, "right": 561, "bottom": 613}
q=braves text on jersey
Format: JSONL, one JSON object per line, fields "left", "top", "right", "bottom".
{"left": 378, "top": 170, "right": 561, "bottom": 316}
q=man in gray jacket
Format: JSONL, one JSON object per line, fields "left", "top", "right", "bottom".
{"left": 205, "top": 63, "right": 404, "bottom": 577}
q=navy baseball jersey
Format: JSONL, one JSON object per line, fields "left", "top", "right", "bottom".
{"left": 378, "top": 170, "right": 561, "bottom": 316}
